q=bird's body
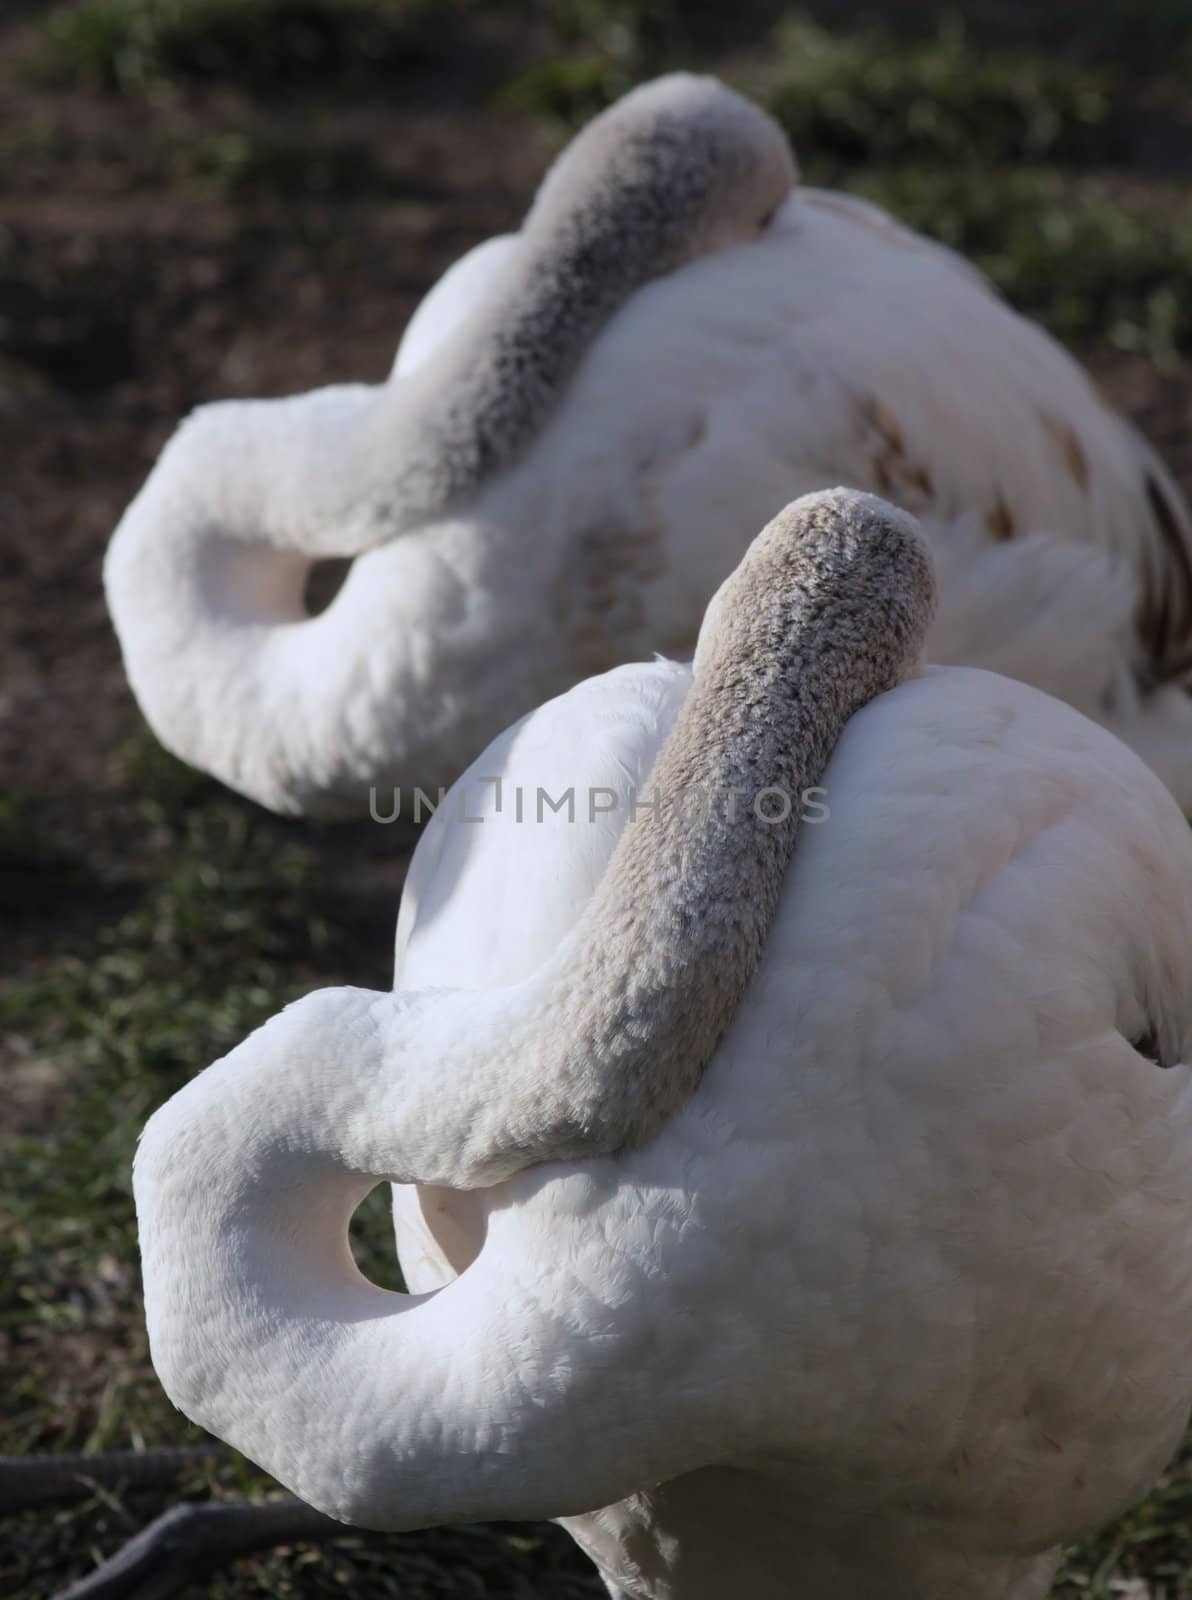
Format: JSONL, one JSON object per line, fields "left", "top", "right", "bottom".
{"left": 133, "top": 494, "right": 1192, "bottom": 1600}
{"left": 106, "top": 80, "right": 1192, "bottom": 816}
{"left": 395, "top": 183, "right": 1192, "bottom": 775}
{"left": 389, "top": 655, "right": 1192, "bottom": 1599}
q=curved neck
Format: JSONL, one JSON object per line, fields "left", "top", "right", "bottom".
{"left": 106, "top": 402, "right": 550, "bottom": 814}
{"left": 466, "top": 491, "right": 934, "bottom": 1175}
{"left": 369, "top": 74, "right": 795, "bottom": 527}
{"left": 135, "top": 989, "right": 704, "bottom": 1528}
{"left": 105, "top": 386, "right": 398, "bottom": 814}
{"left": 228, "top": 494, "right": 935, "bottom": 1190}
{"left": 369, "top": 230, "right": 665, "bottom": 527}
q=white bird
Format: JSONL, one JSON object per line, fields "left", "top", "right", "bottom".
{"left": 105, "top": 75, "right": 1192, "bottom": 818}
{"left": 135, "top": 491, "right": 1192, "bottom": 1600}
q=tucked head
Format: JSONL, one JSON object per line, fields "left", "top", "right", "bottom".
{"left": 526, "top": 74, "right": 798, "bottom": 280}
{"left": 694, "top": 488, "right": 937, "bottom": 687}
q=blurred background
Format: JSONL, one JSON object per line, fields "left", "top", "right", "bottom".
{"left": 2, "top": 1, "right": 1190, "bottom": 1594}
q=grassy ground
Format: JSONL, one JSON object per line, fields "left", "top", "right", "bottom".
{"left": 1, "top": 0, "right": 1191, "bottom": 1594}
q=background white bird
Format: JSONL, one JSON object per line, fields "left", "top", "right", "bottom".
{"left": 105, "top": 75, "right": 1192, "bottom": 818}
{"left": 127, "top": 494, "right": 1192, "bottom": 1599}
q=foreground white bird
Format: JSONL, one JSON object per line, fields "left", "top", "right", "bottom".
{"left": 134, "top": 492, "right": 1192, "bottom": 1600}
{"left": 105, "top": 75, "right": 1192, "bottom": 818}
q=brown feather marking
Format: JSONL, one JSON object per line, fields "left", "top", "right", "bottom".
{"left": 1040, "top": 412, "right": 1090, "bottom": 490}
{"left": 861, "top": 396, "right": 905, "bottom": 454}
{"left": 986, "top": 495, "right": 1015, "bottom": 542}
{"left": 1142, "top": 470, "right": 1192, "bottom": 682}
{"left": 857, "top": 396, "right": 937, "bottom": 509}
{"left": 873, "top": 457, "right": 895, "bottom": 496}
{"left": 557, "top": 520, "right": 666, "bottom": 673}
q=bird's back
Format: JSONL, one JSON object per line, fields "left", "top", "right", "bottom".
{"left": 403, "top": 662, "right": 1192, "bottom": 1558}
{"left": 615, "top": 664, "right": 1192, "bottom": 1545}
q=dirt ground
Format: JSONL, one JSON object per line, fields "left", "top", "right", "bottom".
{"left": 1, "top": 81, "right": 543, "bottom": 799}
{"left": 3, "top": 0, "right": 1191, "bottom": 1595}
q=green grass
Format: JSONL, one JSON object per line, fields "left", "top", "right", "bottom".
{"left": 1069, "top": 0, "right": 1192, "bottom": 74}
{"left": 497, "top": 0, "right": 690, "bottom": 121}
{"left": 499, "top": 53, "right": 638, "bottom": 125}
{"left": 0, "top": 738, "right": 605, "bottom": 1593}
{"left": 1057, "top": 1441, "right": 1192, "bottom": 1596}
{"left": 502, "top": 8, "right": 1116, "bottom": 161}
{"left": 0, "top": 744, "right": 425, "bottom": 1594}
{"left": 501, "top": 10, "right": 1192, "bottom": 361}
{"left": 765, "top": 15, "right": 1117, "bottom": 169}
{"left": 39, "top": 0, "right": 444, "bottom": 93}
{"left": 189, "top": 130, "right": 391, "bottom": 199}
{"left": 0, "top": 110, "right": 410, "bottom": 204}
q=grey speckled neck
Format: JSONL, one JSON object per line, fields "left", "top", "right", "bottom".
{"left": 489, "top": 490, "right": 937, "bottom": 1175}
{"left": 367, "top": 75, "right": 796, "bottom": 532}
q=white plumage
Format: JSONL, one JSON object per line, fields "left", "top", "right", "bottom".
{"left": 135, "top": 494, "right": 1192, "bottom": 1600}
{"left": 105, "top": 78, "right": 1192, "bottom": 816}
